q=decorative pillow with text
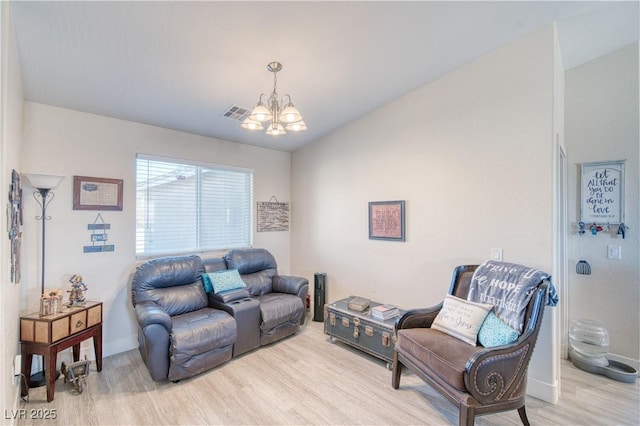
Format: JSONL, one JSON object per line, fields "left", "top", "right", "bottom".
{"left": 431, "top": 295, "right": 493, "bottom": 346}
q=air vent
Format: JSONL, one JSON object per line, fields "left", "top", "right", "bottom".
{"left": 222, "top": 105, "right": 250, "bottom": 121}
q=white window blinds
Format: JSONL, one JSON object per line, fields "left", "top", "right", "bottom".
{"left": 136, "top": 154, "right": 253, "bottom": 257}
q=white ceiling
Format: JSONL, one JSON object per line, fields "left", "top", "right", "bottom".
{"left": 11, "top": 1, "right": 640, "bottom": 152}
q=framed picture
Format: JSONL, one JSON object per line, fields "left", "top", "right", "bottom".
{"left": 369, "top": 200, "right": 405, "bottom": 241}
{"left": 257, "top": 201, "right": 290, "bottom": 232}
{"left": 580, "top": 160, "right": 625, "bottom": 224}
{"left": 73, "top": 176, "right": 123, "bottom": 211}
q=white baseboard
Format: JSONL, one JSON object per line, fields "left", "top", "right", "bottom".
{"left": 526, "top": 375, "right": 559, "bottom": 404}
{"left": 55, "top": 334, "right": 138, "bottom": 362}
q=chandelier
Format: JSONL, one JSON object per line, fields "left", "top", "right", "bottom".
{"left": 241, "top": 61, "right": 307, "bottom": 136}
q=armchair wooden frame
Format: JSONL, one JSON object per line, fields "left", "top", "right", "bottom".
{"left": 392, "top": 265, "right": 549, "bottom": 426}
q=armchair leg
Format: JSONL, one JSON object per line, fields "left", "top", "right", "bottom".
{"left": 517, "top": 406, "right": 530, "bottom": 426}
{"left": 459, "top": 406, "right": 474, "bottom": 426}
{"left": 391, "top": 352, "right": 402, "bottom": 389}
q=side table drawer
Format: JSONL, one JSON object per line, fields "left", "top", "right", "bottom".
{"left": 87, "top": 304, "right": 102, "bottom": 327}
{"left": 71, "top": 311, "right": 87, "bottom": 334}
{"left": 51, "top": 317, "right": 71, "bottom": 342}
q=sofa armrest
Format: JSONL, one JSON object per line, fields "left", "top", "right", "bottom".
{"left": 135, "top": 301, "right": 172, "bottom": 332}
{"left": 134, "top": 301, "right": 172, "bottom": 381}
{"left": 394, "top": 303, "right": 443, "bottom": 331}
{"left": 208, "top": 288, "right": 251, "bottom": 304}
{"left": 272, "top": 275, "right": 308, "bottom": 296}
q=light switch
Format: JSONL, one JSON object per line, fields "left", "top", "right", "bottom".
{"left": 491, "top": 248, "right": 503, "bottom": 261}
{"left": 607, "top": 245, "right": 621, "bottom": 260}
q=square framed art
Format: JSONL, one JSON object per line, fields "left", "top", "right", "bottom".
{"left": 368, "top": 200, "right": 405, "bottom": 241}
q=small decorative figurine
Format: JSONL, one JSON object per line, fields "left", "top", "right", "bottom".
{"left": 67, "top": 274, "right": 88, "bottom": 306}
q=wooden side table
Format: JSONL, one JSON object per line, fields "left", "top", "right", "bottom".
{"left": 20, "top": 301, "right": 103, "bottom": 402}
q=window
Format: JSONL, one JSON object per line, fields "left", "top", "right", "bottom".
{"left": 136, "top": 154, "right": 253, "bottom": 257}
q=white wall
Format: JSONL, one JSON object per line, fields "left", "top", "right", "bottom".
{"left": 1, "top": 0, "right": 24, "bottom": 419}
{"left": 565, "top": 42, "right": 639, "bottom": 367}
{"left": 292, "top": 25, "right": 559, "bottom": 402}
{"left": 21, "top": 102, "right": 293, "bottom": 358}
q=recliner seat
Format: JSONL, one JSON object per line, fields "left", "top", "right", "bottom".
{"left": 131, "top": 255, "right": 236, "bottom": 381}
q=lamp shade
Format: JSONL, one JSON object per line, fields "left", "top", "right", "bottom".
{"left": 279, "top": 103, "right": 302, "bottom": 123}
{"left": 249, "top": 102, "right": 273, "bottom": 122}
{"left": 240, "top": 118, "right": 264, "bottom": 131}
{"left": 265, "top": 122, "right": 286, "bottom": 136}
{"left": 286, "top": 120, "right": 307, "bottom": 132}
{"left": 23, "top": 173, "right": 65, "bottom": 190}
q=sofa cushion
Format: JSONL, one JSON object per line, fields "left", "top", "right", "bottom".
{"left": 431, "top": 295, "right": 492, "bottom": 345}
{"left": 241, "top": 269, "right": 276, "bottom": 296}
{"left": 225, "top": 248, "right": 277, "bottom": 274}
{"left": 170, "top": 308, "right": 237, "bottom": 356}
{"left": 396, "top": 328, "right": 482, "bottom": 392}
{"left": 255, "top": 293, "right": 304, "bottom": 331}
{"left": 131, "top": 255, "right": 207, "bottom": 316}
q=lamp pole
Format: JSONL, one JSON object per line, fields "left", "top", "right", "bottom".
{"left": 23, "top": 173, "right": 65, "bottom": 389}
{"left": 33, "top": 187, "right": 54, "bottom": 295}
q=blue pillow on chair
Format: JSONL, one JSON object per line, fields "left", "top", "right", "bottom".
{"left": 478, "top": 311, "right": 519, "bottom": 348}
{"left": 203, "top": 269, "right": 247, "bottom": 294}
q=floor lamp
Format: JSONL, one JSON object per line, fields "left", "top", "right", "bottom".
{"left": 23, "top": 173, "right": 65, "bottom": 387}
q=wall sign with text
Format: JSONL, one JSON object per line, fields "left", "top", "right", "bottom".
{"left": 580, "top": 160, "right": 625, "bottom": 224}
{"left": 368, "top": 200, "right": 405, "bottom": 241}
{"left": 257, "top": 201, "right": 289, "bottom": 232}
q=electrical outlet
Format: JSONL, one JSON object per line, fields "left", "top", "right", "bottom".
{"left": 13, "top": 355, "right": 21, "bottom": 384}
{"left": 607, "top": 245, "right": 621, "bottom": 260}
{"left": 491, "top": 248, "right": 503, "bottom": 261}
{"left": 14, "top": 355, "right": 21, "bottom": 376}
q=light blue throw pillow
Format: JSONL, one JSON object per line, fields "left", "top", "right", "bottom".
{"left": 478, "top": 311, "right": 519, "bottom": 348}
{"left": 205, "top": 269, "right": 247, "bottom": 294}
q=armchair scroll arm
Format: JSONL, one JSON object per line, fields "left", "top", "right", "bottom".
{"left": 394, "top": 303, "right": 443, "bottom": 331}
{"left": 463, "top": 334, "right": 535, "bottom": 404}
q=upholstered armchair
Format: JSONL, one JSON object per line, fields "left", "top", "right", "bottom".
{"left": 392, "top": 264, "right": 550, "bottom": 426}
{"left": 131, "top": 255, "right": 237, "bottom": 382}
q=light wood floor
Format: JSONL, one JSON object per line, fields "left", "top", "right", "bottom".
{"left": 18, "top": 318, "right": 639, "bottom": 425}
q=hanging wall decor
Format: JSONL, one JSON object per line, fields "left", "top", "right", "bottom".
{"left": 368, "top": 200, "right": 405, "bottom": 241}
{"left": 7, "top": 169, "right": 23, "bottom": 282}
{"left": 83, "top": 213, "right": 115, "bottom": 253}
{"left": 73, "top": 176, "right": 123, "bottom": 211}
{"left": 580, "top": 160, "right": 625, "bottom": 225}
{"left": 257, "top": 196, "right": 289, "bottom": 232}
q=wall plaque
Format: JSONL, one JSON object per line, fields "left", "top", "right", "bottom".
{"left": 580, "top": 160, "right": 625, "bottom": 225}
